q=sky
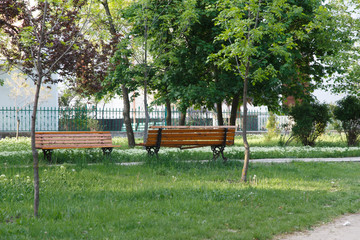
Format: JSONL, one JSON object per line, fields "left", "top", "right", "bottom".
{"left": 313, "top": 89, "right": 346, "bottom": 104}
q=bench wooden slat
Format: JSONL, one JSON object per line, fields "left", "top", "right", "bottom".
{"left": 36, "top": 134, "right": 112, "bottom": 138}
{"left": 36, "top": 131, "right": 111, "bottom": 134}
{"left": 145, "top": 140, "right": 234, "bottom": 146}
{"left": 37, "top": 141, "right": 113, "bottom": 146}
{"left": 146, "top": 136, "right": 232, "bottom": 142}
{"left": 38, "top": 144, "right": 121, "bottom": 150}
{"left": 150, "top": 126, "right": 236, "bottom": 129}
{"left": 147, "top": 132, "right": 234, "bottom": 139}
{"left": 148, "top": 128, "right": 235, "bottom": 134}
{"left": 36, "top": 138, "right": 113, "bottom": 142}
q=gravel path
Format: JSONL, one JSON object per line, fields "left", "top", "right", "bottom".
{"left": 276, "top": 213, "right": 360, "bottom": 240}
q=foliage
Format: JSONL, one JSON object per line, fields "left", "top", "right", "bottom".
{"left": 0, "top": 0, "right": 90, "bottom": 83}
{"left": 322, "top": 0, "right": 360, "bottom": 96}
{"left": 288, "top": 101, "right": 331, "bottom": 146}
{"left": 265, "top": 112, "right": 280, "bottom": 141}
{"left": 333, "top": 95, "right": 360, "bottom": 146}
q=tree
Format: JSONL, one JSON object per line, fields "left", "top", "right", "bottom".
{"left": 209, "top": 0, "right": 358, "bottom": 181}
{"left": 319, "top": 1, "right": 360, "bottom": 97}
{"left": 0, "top": 0, "right": 91, "bottom": 217}
{"left": 210, "top": 0, "right": 301, "bottom": 181}
{"left": 95, "top": 0, "right": 136, "bottom": 147}
{"left": 333, "top": 95, "right": 360, "bottom": 146}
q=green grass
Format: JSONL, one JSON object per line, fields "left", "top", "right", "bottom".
{"left": 1, "top": 133, "right": 360, "bottom": 167}
{"left": 1, "top": 134, "right": 360, "bottom": 239}
{"left": 1, "top": 161, "right": 360, "bottom": 239}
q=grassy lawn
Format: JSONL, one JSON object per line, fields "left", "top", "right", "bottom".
{"left": 1, "top": 133, "right": 360, "bottom": 166}
{"left": 1, "top": 134, "right": 360, "bottom": 239}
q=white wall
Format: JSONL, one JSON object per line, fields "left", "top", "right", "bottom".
{"left": 0, "top": 70, "right": 59, "bottom": 131}
{"left": 0, "top": 71, "right": 58, "bottom": 108}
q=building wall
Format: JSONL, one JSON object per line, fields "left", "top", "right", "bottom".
{"left": 0, "top": 71, "right": 58, "bottom": 108}
{"left": 0, "top": 70, "right": 59, "bottom": 131}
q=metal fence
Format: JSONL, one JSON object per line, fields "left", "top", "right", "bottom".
{"left": 0, "top": 106, "right": 291, "bottom": 132}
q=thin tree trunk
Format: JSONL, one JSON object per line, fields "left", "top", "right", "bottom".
{"left": 230, "top": 91, "right": 241, "bottom": 126}
{"left": 143, "top": 76, "right": 150, "bottom": 142}
{"left": 143, "top": 12, "right": 150, "bottom": 143}
{"left": 31, "top": 77, "right": 42, "bottom": 218}
{"left": 102, "top": 0, "right": 117, "bottom": 36}
{"left": 241, "top": 64, "right": 250, "bottom": 182}
{"left": 121, "top": 84, "right": 135, "bottom": 147}
{"left": 179, "top": 110, "right": 186, "bottom": 126}
{"left": 101, "top": 0, "right": 135, "bottom": 145}
{"left": 216, "top": 102, "right": 224, "bottom": 126}
{"left": 166, "top": 99, "right": 171, "bottom": 126}
{"left": 16, "top": 117, "right": 20, "bottom": 139}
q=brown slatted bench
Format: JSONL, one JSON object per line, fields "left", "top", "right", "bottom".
{"left": 137, "top": 126, "right": 236, "bottom": 161}
{"left": 35, "top": 131, "right": 121, "bottom": 161}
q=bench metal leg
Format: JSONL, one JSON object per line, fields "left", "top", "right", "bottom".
{"left": 146, "top": 146, "right": 160, "bottom": 157}
{"left": 42, "top": 149, "right": 53, "bottom": 162}
{"left": 102, "top": 147, "right": 113, "bottom": 156}
{"left": 211, "top": 146, "right": 227, "bottom": 162}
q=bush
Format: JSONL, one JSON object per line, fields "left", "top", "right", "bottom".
{"left": 333, "top": 95, "right": 360, "bottom": 146}
{"left": 288, "top": 101, "right": 330, "bottom": 146}
{"left": 265, "top": 112, "right": 280, "bottom": 141}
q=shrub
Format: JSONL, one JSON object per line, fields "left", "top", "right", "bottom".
{"left": 265, "top": 112, "right": 280, "bottom": 141}
{"left": 333, "top": 95, "right": 360, "bottom": 146}
{"left": 288, "top": 101, "right": 330, "bottom": 146}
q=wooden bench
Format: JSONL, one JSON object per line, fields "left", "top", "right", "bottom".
{"left": 35, "top": 131, "right": 121, "bottom": 161}
{"left": 138, "top": 126, "right": 236, "bottom": 161}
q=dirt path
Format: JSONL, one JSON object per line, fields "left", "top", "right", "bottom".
{"left": 276, "top": 213, "right": 360, "bottom": 240}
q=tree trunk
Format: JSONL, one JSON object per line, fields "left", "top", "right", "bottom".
{"left": 241, "top": 65, "right": 250, "bottom": 182}
{"left": 230, "top": 91, "right": 241, "bottom": 126}
{"left": 166, "top": 99, "right": 171, "bottom": 126}
{"left": 16, "top": 117, "right": 20, "bottom": 140}
{"left": 179, "top": 110, "right": 186, "bottom": 126}
{"left": 100, "top": 1, "right": 135, "bottom": 146}
{"left": 143, "top": 13, "right": 150, "bottom": 143}
{"left": 216, "top": 102, "right": 224, "bottom": 126}
{"left": 31, "top": 77, "right": 42, "bottom": 218}
{"left": 121, "top": 84, "right": 135, "bottom": 147}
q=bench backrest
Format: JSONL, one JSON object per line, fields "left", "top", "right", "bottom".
{"left": 35, "top": 131, "right": 113, "bottom": 149}
{"left": 146, "top": 126, "right": 236, "bottom": 147}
